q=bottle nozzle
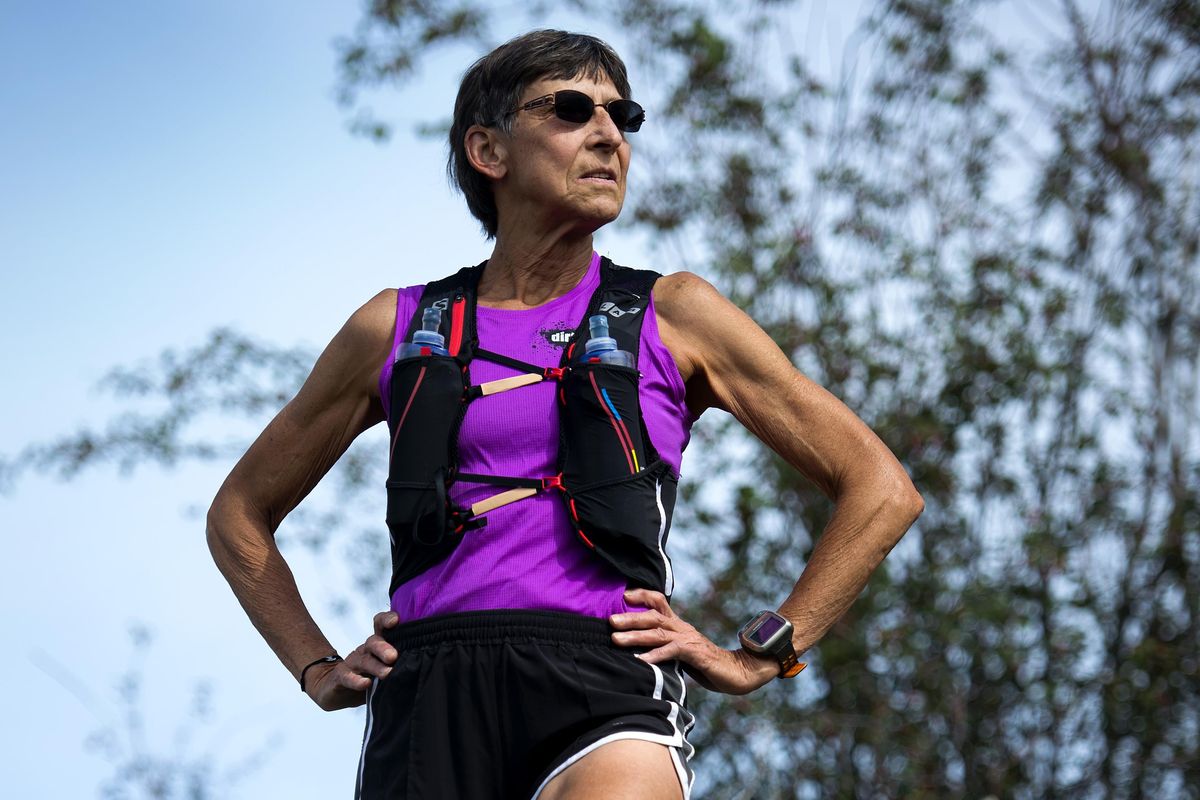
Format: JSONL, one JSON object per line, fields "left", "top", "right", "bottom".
{"left": 583, "top": 314, "right": 618, "bottom": 358}
{"left": 588, "top": 314, "right": 610, "bottom": 341}
{"left": 413, "top": 306, "right": 447, "bottom": 352}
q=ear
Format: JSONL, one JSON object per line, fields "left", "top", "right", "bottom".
{"left": 464, "top": 125, "right": 508, "bottom": 181}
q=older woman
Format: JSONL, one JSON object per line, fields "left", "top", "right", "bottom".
{"left": 207, "top": 29, "right": 923, "bottom": 800}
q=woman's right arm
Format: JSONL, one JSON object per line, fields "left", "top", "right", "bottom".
{"left": 205, "top": 288, "right": 399, "bottom": 710}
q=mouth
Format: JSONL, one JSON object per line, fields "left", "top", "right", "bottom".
{"left": 579, "top": 168, "right": 618, "bottom": 183}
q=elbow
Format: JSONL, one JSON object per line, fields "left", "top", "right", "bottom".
{"left": 904, "top": 487, "right": 925, "bottom": 520}
{"left": 891, "top": 483, "right": 924, "bottom": 548}
{"left": 869, "top": 487, "right": 922, "bottom": 559}
{"left": 892, "top": 471, "right": 925, "bottom": 520}
{"left": 875, "top": 473, "right": 924, "bottom": 538}
{"left": 205, "top": 490, "right": 253, "bottom": 565}
{"left": 873, "top": 459, "right": 923, "bottom": 519}
{"left": 205, "top": 498, "right": 274, "bottom": 582}
{"left": 206, "top": 500, "right": 231, "bottom": 563}
{"left": 206, "top": 488, "right": 277, "bottom": 565}
{"left": 848, "top": 466, "right": 924, "bottom": 518}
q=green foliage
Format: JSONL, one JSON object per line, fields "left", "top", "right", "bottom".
{"left": 0, "top": 329, "right": 315, "bottom": 488}
{"left": 72, "top": 626, "right": 279, "bottom": 800}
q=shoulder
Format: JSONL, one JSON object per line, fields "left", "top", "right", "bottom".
{"left": 652, "top": 271, "right": 722, "bottom": 315}
{"left": 651, "top": 271, "right": 793, "bottom": 415}
{"left": 344, "top": 288, "right": 400, "bottom": 352}
{"left": 311, "top": 288, "right": 399, "bottom": 401}
{"left": 650, "top": 272, "right": 727, "bottom": 387}
{"left": 263, "top": 289, "right": 400, "bottom": 436}
{"left": 652, "top": 270, "right": 735, "bottom": 340}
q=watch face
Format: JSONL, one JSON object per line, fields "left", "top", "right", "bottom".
{"left": 742, "top": 611, "right": 792, "bottom": 650}
{"left": 748, "top": 614, "right": 786, "bottom": 646}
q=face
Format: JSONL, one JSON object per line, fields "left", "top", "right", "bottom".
{"left": 489, "top": 73, "right": 633, "bottom": 234}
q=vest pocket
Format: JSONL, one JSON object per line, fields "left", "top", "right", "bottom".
{"left": 384, "top": 476, "right": 447, "bottom": 546}
{"left": 561, "top": 361, "right": 648, "bottom": 483}
{"left": 565, "top": 461, "right": 678, "bottom": 594}
{"left": 385, "top": 473, "right": 463, "bottom": 596}
{"left": 385, "top": 356, "right": 467, "bottom": 593}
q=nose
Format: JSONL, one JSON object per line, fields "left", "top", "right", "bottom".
{"left": 590, "top": 106, "right": 625, "bottom": 149}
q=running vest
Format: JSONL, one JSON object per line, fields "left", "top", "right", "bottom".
{"left": 384, "top": 257, "right": 678, "bottom": 598}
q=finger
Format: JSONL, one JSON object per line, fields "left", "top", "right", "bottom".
{"left": 336, "top": 664, "right": 374, "bottom": 692}
{"left": 365, "top": 635, "right": 399, "bottom": 665}
{"left": 633, "top": 639, "right": 683, "bottom": 666}
{"left": 348, "top": 648, "right": 394, "bottom": 679}
{"left": 623, "top": 588, "right": 673, "bottom": 616}
{"left": 617, "top": 628, "right": 725, "bottom": 676}
{"left": 373, "top": 611, "right": 399, "bottom": 635}
{"left": 612, "top": 626, "right": 676, "bottom": 648}
{"left": 609, "top": 609, "right": 672, "bottom": 630}
{"left": 313, "top": 660, "right": 370, "bottom": 694}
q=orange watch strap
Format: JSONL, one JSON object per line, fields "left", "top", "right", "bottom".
{"left": 779, "top": 650, "right": 807, "bottom": 678}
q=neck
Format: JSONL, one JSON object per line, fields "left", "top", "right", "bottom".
{"left": 479, "top": 224, "right": 596, "bottom": 309}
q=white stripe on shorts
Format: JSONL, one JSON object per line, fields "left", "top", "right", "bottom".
{"left": 354, "top": 677, "right": 379, "bottom": 799}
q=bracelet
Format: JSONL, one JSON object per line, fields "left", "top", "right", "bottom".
{"left": 299, "top": 654, "right": 342, "bottom": 693}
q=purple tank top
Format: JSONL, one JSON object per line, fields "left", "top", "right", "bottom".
{"left": 378, "top": 252, "right": 694, "bottom": 621}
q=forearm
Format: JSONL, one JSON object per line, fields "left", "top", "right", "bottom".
{"left": 206, "top": 500, "right": 337, "bottom": 683}
{"left": 777, "top": 483, "right": 922, "bottom": 655}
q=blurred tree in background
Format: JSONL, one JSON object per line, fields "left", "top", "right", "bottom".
{"left": 6, "top": 1, "right": 1197, "bottom": 797}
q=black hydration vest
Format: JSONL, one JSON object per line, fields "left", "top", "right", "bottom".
{"left": 384, "top": 257, "right": 678, "bottom": 599}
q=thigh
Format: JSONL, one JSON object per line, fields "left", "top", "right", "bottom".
{"left": 528, "top": 648, "right": 697, "bottom": 799}
{"left": 537, "top": 739, "right": 684, "bottom": 800}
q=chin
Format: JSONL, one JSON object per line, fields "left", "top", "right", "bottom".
{"left": 546, "top": 194, "right": 624, "bottom": 233}
{"left": 577, "top": 206, "right": 621, "bottom": 233}
{"left": 584, "top": 196, "right": 624, "bottom": 223}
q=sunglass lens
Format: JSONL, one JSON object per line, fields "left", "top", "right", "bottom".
{"left": 609, "top": 99, "right": 644, "bottom": 132}
{"left": 553, "top": 91, "right": 594, "bottom": 124}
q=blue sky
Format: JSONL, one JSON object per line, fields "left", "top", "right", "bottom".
{"left": 1, "top": 4, "right": 405, "bottom": 796}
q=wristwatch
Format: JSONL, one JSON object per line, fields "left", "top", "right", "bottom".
{"left": 738, "top": 610, "right": 806, "bottom": 679}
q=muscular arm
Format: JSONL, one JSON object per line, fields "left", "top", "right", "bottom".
{"left": 654, "top": 272, "right": 924, "bottom": 665}
{"left": 205, "top": 288, "right": 395, "bottom": 694}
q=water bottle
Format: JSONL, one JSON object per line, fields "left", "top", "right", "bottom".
{"left": 394, "top": 307, "right": 450, "bottom": 361}
{"left": 580, "top": 314, "right": 634, "bottom": 367}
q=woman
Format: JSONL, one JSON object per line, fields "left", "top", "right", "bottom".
{"left": 207, "top": 29, "right": 923, "bottom": 800}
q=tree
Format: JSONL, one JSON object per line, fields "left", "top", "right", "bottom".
{"left": 6, "top": 1, "right": 1197, "bottom": 797}
{"left": 35, "top": 624, "right": 278, "bottom": 800}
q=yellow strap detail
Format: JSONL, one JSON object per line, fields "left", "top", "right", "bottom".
{"left": 469, "top": 487, "right": 538, "bottom": 516}
{"left": 478, "top": 373, "right": 543, "bottom": 397}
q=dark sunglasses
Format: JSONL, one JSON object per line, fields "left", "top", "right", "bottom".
{"left": 502, "top": 90, "right": 645, "bottom": 133}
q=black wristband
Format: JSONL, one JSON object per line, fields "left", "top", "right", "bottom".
{"left": 299, "top": 654, "right": 342, "bottom": 693}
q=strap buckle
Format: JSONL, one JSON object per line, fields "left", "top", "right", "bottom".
{"left": 449, "top": 508, "right": 487, "bottom": 534}
{"left": 542, "top": 366, "right": 566, "bottom": 380}
{"left": 541, "top": 474, "right": 564, "bottom": 491}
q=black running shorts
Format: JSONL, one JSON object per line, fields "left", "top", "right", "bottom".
{"left": 354, "top": 609, "right": 697, "bottom": 799}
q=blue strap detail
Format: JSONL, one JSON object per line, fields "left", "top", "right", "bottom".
{"left": 600, "top": 387, "right": 622, "bottom": 421}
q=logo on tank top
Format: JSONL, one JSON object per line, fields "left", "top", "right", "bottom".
{"left": 540, "top": 327, "right": 576, "bottom": 347}
{"left": 599, "top": 300, "right": 643, "bottom": 318}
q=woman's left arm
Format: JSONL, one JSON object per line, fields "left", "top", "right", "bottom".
{"left": 609, "top": 272, "right": 925, "bottom": 695}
